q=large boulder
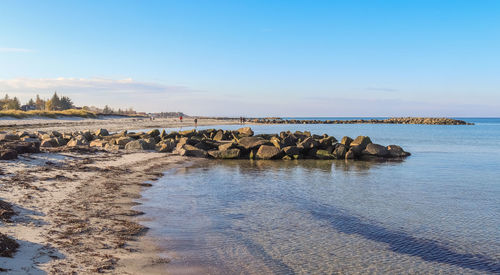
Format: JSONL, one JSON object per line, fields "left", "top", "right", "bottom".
{"left": 0, "top": 133, "right": 19, "bottom": 141}
{"left": 332, "top": 144, "right": 348, "bottom": 159}
{"left": 40, "top": 138, "right": 59, "bottom": 148}
{"left": 237, "top": 127, "right": 254, "bottom": 137}
{"left": 281, "top": 146, "right": 301, "bottom": 156}
{"left": 315, "top": 149, "right": 335, "bottom": 159}
{"left": 0, "top": 149, "right": 18, "bottom": 160}
{"left": 238, "top": 137, "right": 271, "bottom": 150}
{"left": 318, "top": 136, "right": 337, "bottom": 149}
{"left": 282, "top": 134, "right": 298, "bottom": 147}
{"left": 208, "top": 148, "right": 241, "bottom": 159}
{"left": 147, "top": 129, "right": 160, "bottom": 137}
{"left": 95, "top": 128, "right": 109, "bottom": 137}
{"left": 387, "top": 145, "right": 411, "bottom": 158}
{"left": 297, "top": 137, "right": 318, "bottom": 150}
{"left": 350, "top": 136, "right": 372, "bottom": 149}
{"left": 256, "top": 145, "right": 281, "bottom": 160}
{"left": 362, "top": 143, "right": 390, "bottom": 158}
{"left": 179, "top": 129, "right": 196, "bottom": 137}
{"left": 177, "top": 144, "right": 207, "bottom": 158}
{"left": 89, "top": 139, "right": 108, "bottom": 148}
{"left": 156, "top": 140, "right": 176, "bottom": 152}
{"left": 67, "top": 136, "right": 89, "bottom": 147}
{"left": 115, "top": 137, "right": 133, "bottom": 147}
{"left": 125, "top": 139, "right": 155, "bottom": 150}
{"left": 218, "top": 142, "right": 234, "bottom": 151}
{"left": 340, "top": 136, "right": 353, "bottom": 147}
{"left": 270, "top": 136, "right": 282, "bottom": 149}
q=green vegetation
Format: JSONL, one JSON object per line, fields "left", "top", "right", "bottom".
{"left": 0, "top": 92, "right": 142, "bottom": 118}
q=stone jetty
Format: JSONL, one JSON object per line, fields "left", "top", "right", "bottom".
{"left": 0, "top": 127, "right": 410, "bottom": 161}
{"left": 250, "top": 117, "right": 473, "bottom": 125}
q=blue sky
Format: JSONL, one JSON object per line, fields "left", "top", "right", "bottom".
{"left": 1, "top": 0, "right": 499, "bottom": 116}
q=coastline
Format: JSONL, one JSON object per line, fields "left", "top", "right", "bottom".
{"left": 0, "top": 150, "right": 202, "bottom": 273}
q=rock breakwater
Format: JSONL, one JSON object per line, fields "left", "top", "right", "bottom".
{"left": 250, "top": 117, "right": 473, "bottom": 125}
{"left": 1, "top": 127, "right": 410, "bottom": 161}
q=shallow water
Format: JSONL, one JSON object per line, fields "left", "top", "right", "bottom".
{"left": 138, "top": 118, "right": 500, "bottom": 274}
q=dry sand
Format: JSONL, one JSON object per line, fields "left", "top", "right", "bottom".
{"left": 0, "top": 147, "right": 206, "bottom": 274}
{"left": 0, "top": 116, "right": 240, "bottom": 133}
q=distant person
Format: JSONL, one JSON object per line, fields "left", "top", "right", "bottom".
{"left": 194, "top": 118, "right": 198, "bottom": 127}
{"left": 179, "top": 115, "right": 183, "bottom": 123}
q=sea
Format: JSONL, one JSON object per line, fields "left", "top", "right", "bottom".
{"left": 136, "top": 118, "right": 500, "bottom": 274}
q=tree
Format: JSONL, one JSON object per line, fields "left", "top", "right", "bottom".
{"left": 60, "top": 96, "right": 74, "bottom": 110}
{"left": 35, "top": 94, "right": 45, "bottom": 110}
{"left": 103, "top": 105, "right": 112, "bottom": 114}
{"left": 27, "top": 98, "right": 35, "bottom": 106}
{"left": 3, "top": 96, "right": 20, "bottom": 110}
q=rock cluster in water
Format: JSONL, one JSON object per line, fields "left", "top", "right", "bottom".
{"left": 251, "top": 117, "right": 473, "bottom": 125}
{"left": 0, "top": 127, "right": 410, "bottom": 161}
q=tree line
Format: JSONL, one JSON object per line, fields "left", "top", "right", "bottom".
{"left": 0, "top": 92, "right": 74, "bottom": 111}
{"left": 0, "top": 92, "right": 137, "bottom": 114}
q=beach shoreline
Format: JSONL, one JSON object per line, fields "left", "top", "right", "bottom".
{"left": 0, "top": 149, "right": 204, "bottom": 274}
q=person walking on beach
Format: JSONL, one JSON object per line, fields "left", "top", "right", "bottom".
{"left": 194, "top": 118, "right": 198, "bottom": 127}
{"left": 179, "top": 115, "right": 183, "bottom": 123}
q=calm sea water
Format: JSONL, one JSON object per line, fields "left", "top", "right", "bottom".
{"left": 137, "top": 118, "right": 500, "bottom": 274}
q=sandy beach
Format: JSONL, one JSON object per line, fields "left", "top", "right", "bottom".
{"left": 0, "top": 116, "right": 233, "bottom": 274}
{"left": 0, "top": 116, "right": 239, "bottom": 133}
{"left": 0, "top": 149, "right": 205, "bottom": 274}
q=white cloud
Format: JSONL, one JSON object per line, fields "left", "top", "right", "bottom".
{"left": 0, "top": 77, "right": 193, "bottom": 95}
{"left": 0, "top": 48, "right": 34, "bottom": 53}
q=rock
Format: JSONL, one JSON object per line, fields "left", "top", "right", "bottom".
{"left": 237, "top": 127, "right": 254, "bottom": 137}
{"left": 341, "top": 136, "right": 353, "bottom": 147}
{"left": 3, "top": 142, "right": 40, "bottom": 154}
{"left": 208, "top": 148, "right": 241, "bottom": 159}
{"left": 332, "top": 144, "right": 348, "bottom": 159}
{"left": 81, "top": 131, "right": 93, "bottom": 141}
{"left": 179, "top": 129, "right": 196, "bottom": 137}
{"left": 115, "top": 137, "right": 133, "bottom": 147}
{"left": 125, "top": 139, "right": 155, "bottom": 150}
{"left": 218, "top": 142, "right": 234, "bottom": 151}
{"left": 89, "top": 139, "right": 108, "bottom": 147}
{"left": 147, "top": 129, "right": 160, "bottom": 137}
{"left": 21, "top": 137, "right": 41, "bottom": 145}
{"left": 282, "top": 134, "right": 298, "bottom": 147}
{"left": 345, "top": 149, "right": 356, "bottom": 159}
{"left": 104, "top": 143, "right": 120, "bottom": 151}
{"left": 51, "top": 131, "right": 62, "bottom": 137}
{"left": 316, "top": 149, "right": 335, "bottom": 159}
{"left": 238, "top": 137, "right": 271, "bottom": 150}
{"left": 0, "top": 149, "right": 18, "bottom": 160}
{"left": 40, "top": 138, "right": 59, "bottom": 148}
{"left": 213, "top": 130, "right": 224, "bottom": 141}
{"left": 282, "top": 146, "right": 301, "bottom": 156}
{"left": 177, "top": 144, "right": 207, "bottom": 158}
{"left": 0, "top": 133, "right": 19, "bottom": 141}
{"left": 256, "top": 145, "right": 281, "bottom": 159}
{"left": 297, "top": 137, "right": 317, "bottom": 150}
{"left": 363, "top": 143, "right": 390, "bottom": 157}
{"left": 67, "top": 136, "right": 90, "bottom": 147}
{"left": 156, "top": 140, "right": 176, "bottom": 152}
{"left": 350, "top": 136, "right": 372, "bottom": 149}
{"left": 319, "top": 136, "right": 337, "bottom": 149}
{"left": 387, "top": 145, "right": 411, "bottom": 157}
{"left": 160, "top": 129, "right": 167, "bottom": 138}
{"left": 270, "top": 136, "right": 282, "bottom": 149}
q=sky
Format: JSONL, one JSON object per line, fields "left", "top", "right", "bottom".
{"left": 1, "top": 0, "right": 499, "bottom": 117}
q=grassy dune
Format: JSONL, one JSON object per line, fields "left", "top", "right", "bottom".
{"left": 0, "top": 109, "right": 98, "bottom": 119}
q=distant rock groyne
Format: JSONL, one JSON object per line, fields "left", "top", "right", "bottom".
{"left": 1, "top": 127, "right": 410, "bottom": 161}
{"left": 250, "top": 117, "right": 473, "bottom": 125}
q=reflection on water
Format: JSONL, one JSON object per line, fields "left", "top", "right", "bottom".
{"left": 139, "top": 159, "right": 500, "bottom": 274}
